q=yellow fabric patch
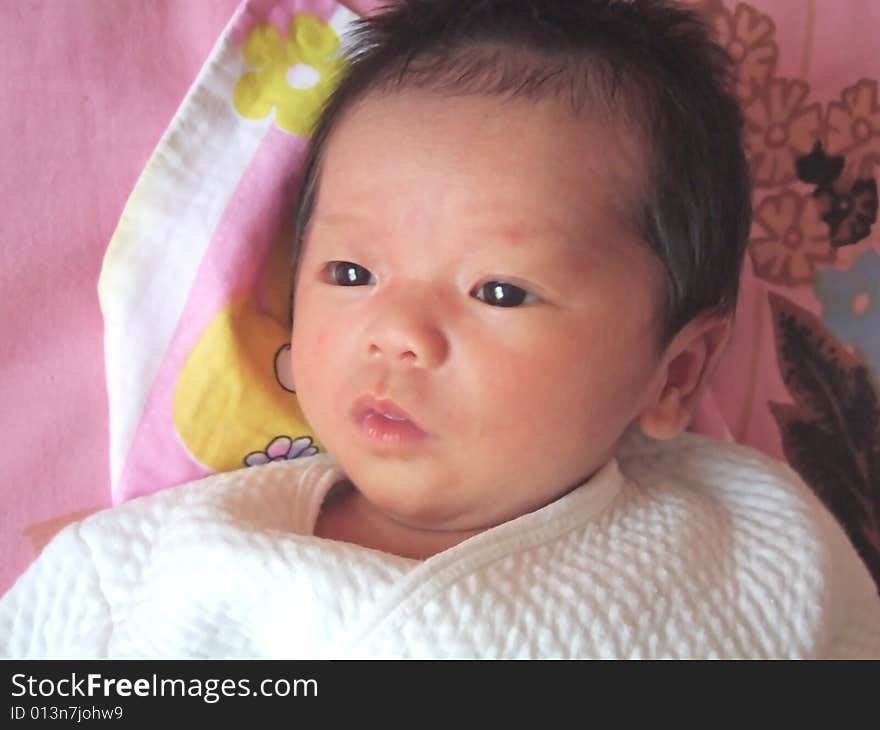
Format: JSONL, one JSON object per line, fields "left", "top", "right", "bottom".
{"left": 173, "top": 296, "right": 317, "bottom": 472}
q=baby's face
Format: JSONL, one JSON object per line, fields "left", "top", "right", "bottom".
{"left": 291, "top": 91, "right": 666, "bottom": 532}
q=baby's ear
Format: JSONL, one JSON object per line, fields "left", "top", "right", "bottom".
{"left": 638, "top": 312, "right": 732, "bottom": 440}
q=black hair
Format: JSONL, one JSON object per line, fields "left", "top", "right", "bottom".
{"left": 292, "top": 0, "right": 752, "bottom": 346}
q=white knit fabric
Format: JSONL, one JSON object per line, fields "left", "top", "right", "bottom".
{"left": 2, "top": 431, "right": 879, "bottom": 658}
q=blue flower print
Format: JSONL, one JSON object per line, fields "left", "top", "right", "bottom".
{"left": 814, "top": 249, "right": 880, "bottom": 377}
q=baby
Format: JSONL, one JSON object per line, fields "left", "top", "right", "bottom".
{"left": 3, "top": 0, "right": 879, "bottom": 658}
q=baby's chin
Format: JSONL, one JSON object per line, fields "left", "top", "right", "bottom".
{"left": 360, "top": 477, "right": 463, "bottom": 527}
{"left": 342, "top": 462, "right": 495, "bottom": 532}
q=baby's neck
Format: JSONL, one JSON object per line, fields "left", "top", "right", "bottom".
{"left": 313, "top": 483, "right": 481, "bottom": 560}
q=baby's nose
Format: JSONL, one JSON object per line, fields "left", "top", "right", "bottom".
{"left": 365, "top": 289, "right": 450, "bottom": 369}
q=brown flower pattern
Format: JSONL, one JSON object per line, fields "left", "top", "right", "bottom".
{"left": 824, "top": 79, "right": 880, "bottom": 180}
{"left": 749, "top": 189, "right": 835, "bottom": 285}
{"left": 708, "top": 1, "right": 778, "bottom": 105}
{"left": 744, "top": 78, "right": 823, "bottom": 188}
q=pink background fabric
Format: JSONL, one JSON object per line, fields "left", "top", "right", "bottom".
{"left": 0, "top": 0, "right": 241, "bottom": 593}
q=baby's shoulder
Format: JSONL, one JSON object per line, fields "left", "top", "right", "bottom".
{"left": 75, "top": 453, "right": 344, "bottom": 548}
{"left": 614, "top": 430, "right": 852, "bottom": 580}
{"left": 616, "top": 429, "right": 823, "bottom": 522}
{"left": 597, "top": 431, "right": 880, "bottom": 657}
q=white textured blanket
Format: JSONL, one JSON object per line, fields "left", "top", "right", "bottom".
{"left": 2, "top": 432, "right": 879, "bottom": 658}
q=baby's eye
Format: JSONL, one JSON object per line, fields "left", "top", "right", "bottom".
{"left": 325, "top": 261, "right": 376, "bottom": 286}
{"left": 472, "top": 281, "right": 537, "bottom": 308}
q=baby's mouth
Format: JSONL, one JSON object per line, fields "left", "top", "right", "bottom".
{"left": 351, "top": 394, "right": 418, "bottom": 423}
{"left": 350, "top": 394, "right": 429, "bottom": 445}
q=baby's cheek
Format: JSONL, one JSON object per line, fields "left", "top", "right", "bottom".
{"left": 290, "top": 325, "right": 327, "bottom": 401}
{"left": 293, "top": 300, "right": 335, "bottom": 362}
{"left": 471, "top": 373, "right": 563, "bottom": 446}
{"left": 482, "top": 351, "right": 619, "bottom": 449}
{"left": 310, "top": 323, "right": 333, "bottom": 355}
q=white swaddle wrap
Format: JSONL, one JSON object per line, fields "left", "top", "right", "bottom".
{"left": 2, "top": 432, "right": 879, "bottom": 658}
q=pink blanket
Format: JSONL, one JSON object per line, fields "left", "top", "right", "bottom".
{"left": 2, "top": 0, "right": 877, "bottom": 595}
{"left": 0, "top": 0, "right": 240, "bottom": 594}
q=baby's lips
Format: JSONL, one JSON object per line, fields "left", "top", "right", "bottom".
{"left": 351, "top": 394, "right": 426, "bottom": 433}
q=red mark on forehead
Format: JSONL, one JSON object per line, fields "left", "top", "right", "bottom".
{"left": 494, "top": 220, "right": 575, "bottom": 250}
{"left": 502, "top": 226, "right": 529, "bottom": 246}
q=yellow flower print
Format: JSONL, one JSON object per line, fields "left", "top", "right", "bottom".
{"left": 233, "top": 14, "right": 345, "bottom": 137}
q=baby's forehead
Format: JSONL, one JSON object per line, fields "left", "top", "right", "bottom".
{"left": 319, "top": 89, "right": 646, "bottom": 234}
